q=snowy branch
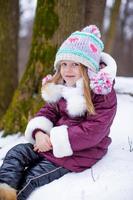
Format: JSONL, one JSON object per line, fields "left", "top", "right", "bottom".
{"left": 91, "top": 167, "right": 96, "bottom": 182}
{"left": 128, "top": 136, "right": 133, "bottom": 152}
{"left": 116, "top": 91, "right": 133, "bottom": 97}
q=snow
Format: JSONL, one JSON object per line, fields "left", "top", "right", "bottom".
{"left": 0, "top": 76, "right": 133, "bottom": 200}
{"left": 115, "top": 76, "right": 133, "bottom": 94}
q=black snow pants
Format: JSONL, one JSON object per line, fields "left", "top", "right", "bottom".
{"left": 0, "top": 143, "right": 70, "bottom": 200}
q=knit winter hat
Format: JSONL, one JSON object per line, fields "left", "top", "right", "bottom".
{"left": 54, "top": 25, "right": 104, "bottom": 73}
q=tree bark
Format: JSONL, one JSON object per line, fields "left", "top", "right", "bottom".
{"left": 0, "top": 0, "right": 19, "bottom": 119}
{"left": 112, "top": 0, "right": 133, "bottom": 76}
{"left": 105, "top": 0, "right": 122, "bottom": 53}
{"left": 84, "top": 0, "right": 106, "bottom": 30}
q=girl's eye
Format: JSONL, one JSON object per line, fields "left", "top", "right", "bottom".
{"left": 72, "top": 63, "right": 80, "bottom": 67}
{"left": 61, "top": 63, "right": 67, "bottom": 67}
{"left": 60, "top": 62, "right": 80, "bottom": 67}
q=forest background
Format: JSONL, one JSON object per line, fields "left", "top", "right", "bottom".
{"left": 0, "top": 0, "right": 132, "bottom": 135}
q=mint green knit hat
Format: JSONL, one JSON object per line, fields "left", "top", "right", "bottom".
{"left": 54, "top": 25, "right": 104, "bottom": 73}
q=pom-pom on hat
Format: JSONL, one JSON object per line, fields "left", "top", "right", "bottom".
{"left": 54, "top": 25, "right": 104, "bottom": 73}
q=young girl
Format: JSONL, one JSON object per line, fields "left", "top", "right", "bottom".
{"left": 0, "top": 25, "right": 117, "bottom": 200}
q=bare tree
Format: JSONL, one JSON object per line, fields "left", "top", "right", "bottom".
{"left": 105, "top": 0, "right": 122, "bottom": 53}
{"left": 112, "top": 0, "right": 133, "bottom": 76}
{"left": 84, "top": 0, "right": 106, "bottom": 30}
{"left": 0, "top": 0, "right": 19, "bottom": 119}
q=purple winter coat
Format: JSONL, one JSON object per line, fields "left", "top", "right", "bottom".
{"left": 25, "top": 79, "right": 117, "bottom": 172}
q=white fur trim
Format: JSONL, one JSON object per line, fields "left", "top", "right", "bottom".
{"left": 41, "top": 83, "right": 63, "bottom": 103}
{"left": 65, "top": 93, "right": 87, "bottom": 117}
{"left": 50, "top": 125, "right": 73, "bottom": 158}
{"left": 41, "top": 79, "right": 87, "bottom": 117}
{"left": 62, "top": 79, "right": 87, "bottom": 116}
{"left": 25, "top": 116, "right": 53, "bottom": 144}
{"left": 100, "top": 52, "right": 117, "bottom": 80}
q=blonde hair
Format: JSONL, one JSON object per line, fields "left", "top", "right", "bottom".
{"left": 42, "top": 65, "right": 95, "bottom": 115}
{"left": 79, "top": 65, "right": 95, "bottom": 114}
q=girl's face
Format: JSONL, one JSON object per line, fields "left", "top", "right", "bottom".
{"left": 60, "top": 60, "right": 82, "bottom": 86}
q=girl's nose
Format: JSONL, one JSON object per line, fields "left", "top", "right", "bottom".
{"left": 65, "top": 64, "right": 72, "bottom": 72}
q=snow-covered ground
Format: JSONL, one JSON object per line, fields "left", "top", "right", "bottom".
{"left": 0, "top": 76, "right": 133, "bottom": 200}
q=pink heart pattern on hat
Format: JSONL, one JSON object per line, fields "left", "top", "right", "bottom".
{"left": 68, "top": 37, "right": 79, "bottom": 43}
{"left": 89, "top": 43, "right": 98, "bottom": 53}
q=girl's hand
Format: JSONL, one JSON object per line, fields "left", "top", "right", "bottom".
{"left": 42, "top": 74, "right": 53, "bottom": 86}
{"left": 34, "top": 131, "right": 52, "bottom": 152}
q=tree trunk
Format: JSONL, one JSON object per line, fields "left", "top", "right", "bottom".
{"left": 0, "top": 0, "right": 19, "bottom": 119}
{"left": 105, "top": 0, "right": 122, "bottom": 53}
{"left": 1, "top": 0, "right": 86, "bottom": 135}
{"left": 84, "top": 0, "right": 106, "bottom": 30}
{"left": 112, "top": 0, "right": 133, "bottom": 76}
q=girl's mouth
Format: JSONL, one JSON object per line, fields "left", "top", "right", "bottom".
{"left": 65, "top": 75, "right": 75, "bottom": 78}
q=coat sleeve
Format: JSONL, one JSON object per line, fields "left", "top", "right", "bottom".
{"left": 67, "top": 114, "right": 112, "bottom": 151}
{"left": 25, "top": 102, "right": 60, "bottom": 144}
{"left": 50, "top": 91, "right": 117, "bottom": 158}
